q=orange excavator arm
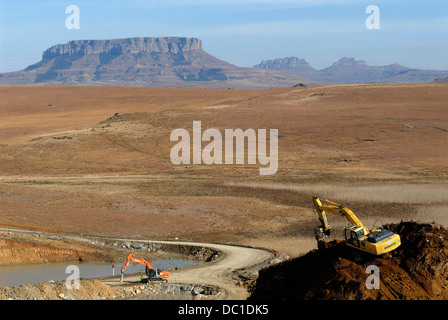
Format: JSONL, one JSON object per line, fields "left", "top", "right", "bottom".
{"left": 123, "top": 253, "right": 153, "bottom": 272}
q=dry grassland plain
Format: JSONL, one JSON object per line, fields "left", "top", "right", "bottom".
{"left": 0, "top": 84, "right": 447, "bottom": 258}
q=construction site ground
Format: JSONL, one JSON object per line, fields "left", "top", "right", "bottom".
{"left": 0, "top": 228, "right": 281, "bottom": 300}
{"left": 0, "top": 84, "right": 447, "bottom": 300}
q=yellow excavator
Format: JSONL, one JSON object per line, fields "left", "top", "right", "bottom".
{"left": 312, "top": 196, "right": 400, "bottom": 255}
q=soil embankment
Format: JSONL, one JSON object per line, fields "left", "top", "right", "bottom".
{"left": 0, "top": 237, "right": 115, "bottom": 266}
{"left": 250, "top": 221, "right": 448, "bottom": 300}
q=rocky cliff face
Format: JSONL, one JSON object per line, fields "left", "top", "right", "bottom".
{"left": 42, "top": 37, "right": 203, "bottom": 60}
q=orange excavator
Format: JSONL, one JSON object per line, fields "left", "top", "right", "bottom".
{"left": 122, "top": 254, "right": 169, "bottom": 282}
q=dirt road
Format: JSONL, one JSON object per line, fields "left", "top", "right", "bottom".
{"left": 0, "top": 227, "right": 278, "bottom": 299}
{"left": 102, "top": 239, "right": 276, "bottom": 300}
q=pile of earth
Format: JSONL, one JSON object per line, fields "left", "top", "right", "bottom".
{"left": 0, "top": 279, "right": 117, "bottom": 300}
{"left": 249, "top": 221, "right": 448, "bottom": 300}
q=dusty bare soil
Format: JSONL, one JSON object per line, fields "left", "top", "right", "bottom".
{"left": 0, "top": 278, "right": 116, "bottom": 300}
{"left": 0, "top": 84, "right": 447, "bottom": 300}
{"left": 0, "top": 84, "right": 447, "bottom": 250}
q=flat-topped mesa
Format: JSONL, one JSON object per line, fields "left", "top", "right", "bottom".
{"left": 331, "top": 57, "right": 367, "bottom": 67}
{"left": 255, "top": 57, "right": 311, "bottom": 69}
{"left": 42, "top": 37, "right": 203, "bottom": 60}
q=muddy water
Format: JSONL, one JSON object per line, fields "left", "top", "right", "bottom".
{"left": 0, "top": 259, "right": 198, "bottom": 287}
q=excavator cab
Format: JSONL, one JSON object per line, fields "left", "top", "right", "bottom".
{"left": 145, "top": 266, "right": 169, "bottom": 282}
{"left": 344, "top": 225, "right": 366, "bottom": 249}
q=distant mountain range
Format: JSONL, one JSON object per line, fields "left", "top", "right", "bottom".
{"left": 0, "top": 37, "right": 309, "bottom": 89}
{"left": 254, "top": 56, "right": 448, "bottom": 84}
{"left": 1, "top": 37, "right": 446, "bottom": 88}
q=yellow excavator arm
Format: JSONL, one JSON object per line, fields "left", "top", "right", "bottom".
{"left": 313, "top": 196, "right": 364, "bottom": 232}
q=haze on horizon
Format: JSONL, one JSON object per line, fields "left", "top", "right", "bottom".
{"left": 0, "top": 0, "right": 447, "bottom": 73}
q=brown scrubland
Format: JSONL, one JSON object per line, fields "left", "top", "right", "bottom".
{"left": 0, "top": 83, "right": 447, "bottom": 261}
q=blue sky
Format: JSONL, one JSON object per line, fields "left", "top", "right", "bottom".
{"left": 0, "top": 0, "right": 447, "bottom": 73}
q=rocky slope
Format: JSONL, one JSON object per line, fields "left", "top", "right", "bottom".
{"left": 434, "top": 76, "right": 448, "bottom": 83}
{"left": 0, "top": 37, "right": 309, "bottom": 89}
{"left": 254, "top": 56, "right": 448, "bottom": 84}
